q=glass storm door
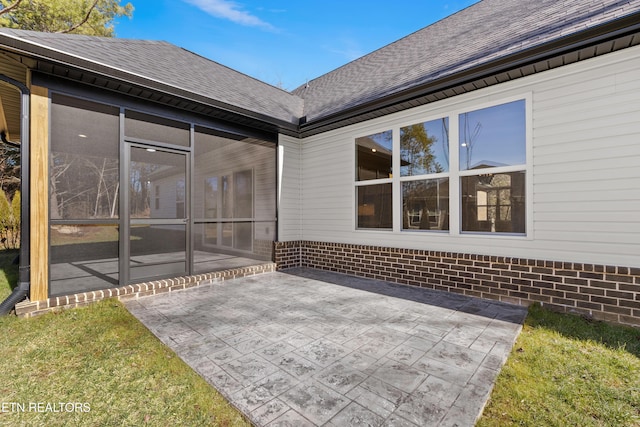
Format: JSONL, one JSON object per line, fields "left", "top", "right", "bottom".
{"left": 127, "top": 145, "right": 189, "bottom": 282}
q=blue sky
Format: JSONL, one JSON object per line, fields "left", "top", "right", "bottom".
{"left": 114, "top": 0, "right": 478, "bottom": 91}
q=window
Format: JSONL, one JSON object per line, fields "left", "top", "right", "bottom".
{"left": 400, "top": 118, "right": 449, "bottom": 231}
{"left": 204, "top": 177, "right": 218, "bottom": 218}
{"left": 400, "top": 119, "right": 449, "bottom": 176}
{"left": 402, "top": 178, "right": 449, "bottom": 231}
{"left": 461, "top": 172, "right": 525, "bottom": 233}
{"left": 354, "top": 98, "right": 527, "bottom": 235}
{"left": 234, "top": 170, "right": 253, "bottom": 218}
{"left": 357, "top": 184, "right": 392, "bottom": 229}
{"left": 356, "top": 130, "right": 393, "bottom": 181}
{"left": 459, "top": 100, "right": 526, "bottom": 234}
{"left": 356, "top": 130, "right": 393, "bottom": 228}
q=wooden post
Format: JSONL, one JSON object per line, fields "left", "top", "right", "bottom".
{"left": 29, "top": 85, "right": 48, "bottom": 301}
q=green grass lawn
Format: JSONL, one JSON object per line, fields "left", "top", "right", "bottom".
{"left": 0, "top": 249, "right": 18, "bottom": 301}
{"left": 0, "top": 252, "right": 250, "bottom": 427}
{"left": 1, "top": 250, "right": 638, "bottom": 426}
{"left": 478, "top": 303, "right": 640, "bottom": 426}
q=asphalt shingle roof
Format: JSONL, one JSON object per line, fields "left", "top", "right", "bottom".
{"left": 293, "top": 0, "right": 640, "bottom": 123}
{"left": 0, "top": 28, "right": 304, "bottom": 125}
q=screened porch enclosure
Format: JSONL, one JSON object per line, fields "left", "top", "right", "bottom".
{"left": 49, "top": 94, "right": 276, "bottom": 298}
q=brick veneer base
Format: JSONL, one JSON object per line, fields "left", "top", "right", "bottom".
{"left": 15, "top": 263, "right": 276, "bottom": 318}
{"left": 274, "top": 241, "right": 640, "bottom": 327}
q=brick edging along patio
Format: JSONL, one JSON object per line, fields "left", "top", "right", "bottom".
{"left": 274, "top": 241, "right": 640, "bottom": 327}
{"left": 14, "top": 263, "right": 276, "bottom": 318}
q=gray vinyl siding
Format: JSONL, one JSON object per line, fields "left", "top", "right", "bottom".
{"left": 531, "top": 45, "right": 640, "bottom": 260}
{"left": 277, "top": 135, "right": 302, "bottom": 241}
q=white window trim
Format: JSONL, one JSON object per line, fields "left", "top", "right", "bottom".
{"left": 449, "top": 112, "right": 461, "bottom": 236}
{"left": 392, "top": 127, "right": 401, "bottom": 232}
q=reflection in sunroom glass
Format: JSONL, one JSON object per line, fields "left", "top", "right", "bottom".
{"left": 356, "top": 130, "right": 393, "bottom": 180}
{"left": 400, "top": 118, "right": 449, "bottom": 176}
{"left": 459, "top": 100, "right": 525, "bottom": 170}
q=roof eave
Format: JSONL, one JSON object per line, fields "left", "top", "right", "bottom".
{"left": 298, "top": 11, "right": 640, "bottom": 138}
{"left": 0, "top": 33, "right": 301, "bottom": 136}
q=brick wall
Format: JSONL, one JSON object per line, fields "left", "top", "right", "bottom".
{"left": 274, "top": 240, "right": 302, "bottom": 269}
{"left": 274, "top": 241, "right": 640, "bottom": 326}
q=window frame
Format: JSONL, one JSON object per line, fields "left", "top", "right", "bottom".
{"left": 354, "top": 128, "right": 395, "bottom": 231}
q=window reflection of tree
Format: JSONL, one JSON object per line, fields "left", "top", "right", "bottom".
{"left": 400, "top": 118, "right": 449, "bottom": 231}
{"left": 400, "top": 123, "right": 444, "bottom": 176}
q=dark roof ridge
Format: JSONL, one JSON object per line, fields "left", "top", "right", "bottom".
{"left": 0, "top": 28, "right": 168, "bottom": 43}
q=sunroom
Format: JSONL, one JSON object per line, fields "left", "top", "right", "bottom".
{"left": 48, "top": 92, "right": 278, "bottom": 297}
{"left": 0, "top": 30, "right": 299, "bottom": 303}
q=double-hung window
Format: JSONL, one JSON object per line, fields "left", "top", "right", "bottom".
{"left": 400, "top": 118, "right": 450, "bottom": 231}
{"left": 355, "top": 130, "right": 393, "bottom": 229}
{"left": 459, "top": 100, "right": 526, "bottom": 234}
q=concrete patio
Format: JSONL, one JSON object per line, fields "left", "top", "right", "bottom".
{"left": 125, "top": 268, "right": 527, "bottom": 426}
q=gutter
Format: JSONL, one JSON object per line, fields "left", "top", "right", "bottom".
{"left": 0, "top": 74, "right": 30, "bottom": 315}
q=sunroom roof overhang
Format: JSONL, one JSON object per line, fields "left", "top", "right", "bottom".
{"left": 0, "top": 37, "right": 301, "bottom": 139}
{"left": 298, "top": 12, "right": 640, "bottom": 139}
